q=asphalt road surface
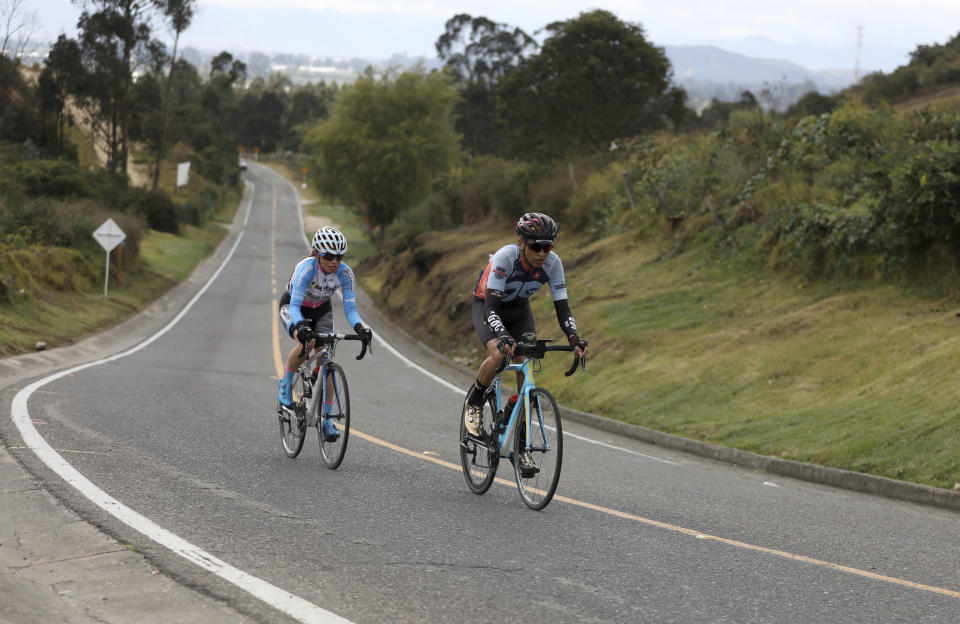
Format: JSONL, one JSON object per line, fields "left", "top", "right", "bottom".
{"left": 5, "top": 163, "right": 960, "bottom": 623}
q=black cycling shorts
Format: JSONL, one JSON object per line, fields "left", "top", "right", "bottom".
{"left": 472, "top": 297, "right": 536, "bottom": 345}
{"left": 278, "top": 292, "right": 333, "bottom": 338}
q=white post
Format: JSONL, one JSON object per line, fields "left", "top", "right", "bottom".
{"left": 104, "top": 249, "right": 111, "bottom": 297}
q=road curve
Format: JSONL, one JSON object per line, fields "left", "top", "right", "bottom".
{"left": 3, "top": 162, "right": 960, "bottom": 624}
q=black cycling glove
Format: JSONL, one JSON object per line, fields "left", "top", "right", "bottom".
{"left": 496, "top": 334, "right": 516, "bottom": 354}
{"left": 294, "top": 320, "right": 313, "bottom": 344}
{"left": 354, "top": 322, "right": 373, "bottom": 344}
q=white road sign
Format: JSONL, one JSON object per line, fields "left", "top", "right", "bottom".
{"left": 93, "top": 218, "right": 126, "bottom": 296}
{"left": 93, "top": 218, "right": 126, "bottom": 252}
{"left": 176, "top": 161, "right": 190, "bottom": 188}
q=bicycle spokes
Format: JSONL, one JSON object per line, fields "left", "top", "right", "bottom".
{"left": 513, "top": 388, "right": 563, "bottom": 510}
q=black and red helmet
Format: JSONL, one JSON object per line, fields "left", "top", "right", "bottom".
{"left": 515, "top": 212, "right": 558, "bottom": 242}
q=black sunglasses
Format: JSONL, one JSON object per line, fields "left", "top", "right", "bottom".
{"left": 321, "top": 253, "right": 344, "bottom": 261}
{"left": 526, "top": 241, "right": 554, "bottom": 253}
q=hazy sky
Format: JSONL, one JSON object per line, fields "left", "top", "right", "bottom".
{"left": 25, "top": 0, "right": 960, "bottom": 72}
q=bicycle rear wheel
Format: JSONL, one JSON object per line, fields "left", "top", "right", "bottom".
{"left": 318, "top": 362, "right": 350, "bottom": 469}
{"left": 513, "top": 388, "right": 562, "bottom": 510}
{"left": 459, "top": 392, "right": 499, "bottom": 494}
{"left": 279, "top": 372, "right": 309, "bottom": 458}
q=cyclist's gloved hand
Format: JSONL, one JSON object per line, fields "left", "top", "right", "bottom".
{"left": 496, "top": 334, "right": 516, "bottom": 355}
{"left": 569, "top": 334, "right": 589, "bottom": 358}
{"left": 294, "top": 320, "right": 313, "bottom": 344}
{"left": 353, "top": 322, "right": 372, "bottom": 344}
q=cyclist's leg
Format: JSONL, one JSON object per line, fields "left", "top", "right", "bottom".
{"left": 313, "top": 309, "right": 337, "bottom": 417}
{"left": 278, "top": 295, "right": 320, "bottom": 407}
{"left": 277, "top": 296, "right": 298, "bottom": 407}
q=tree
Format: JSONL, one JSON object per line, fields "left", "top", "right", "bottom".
{"left": 436, "top": 13, "right": 535, "bottom": 155}
{"left": 238, "top": 87, "right": 286, "bottom": 153}
{"left": 38, "top": 35, "right": 84, "bottom": 155}
{"left": 151, "top": 0, "right": 196, "bottom": 188}
{"left": 496, "top": 10, "right": 674, "bottom": 160}
{"left": 74, "top": 0, "right": 160, "bottom": 176}
{"left": 0, "top": 0, "right": 39, "bottom": 59}
{"left": 0, "top": 0, "right": 39, "bottom": 136}
{"left": 305, "top": 67, "right": 460, "bottom": 240}
{"left": 202, "top": 51, "right": 246, "bottom": 150}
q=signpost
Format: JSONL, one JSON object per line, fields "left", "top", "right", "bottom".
{"left": 93, "top": 218, "right": 126, "bottom": 297}
{"left": 176, "top": 161, "right": 191, "bottom": 190}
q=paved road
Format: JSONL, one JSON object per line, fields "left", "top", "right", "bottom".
{"left": 3, "top": 163, "right": 960, "bottom": 623}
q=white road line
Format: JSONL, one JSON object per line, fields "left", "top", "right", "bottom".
{"left": 11, "top": 181, "right": 355, "bottom": 624}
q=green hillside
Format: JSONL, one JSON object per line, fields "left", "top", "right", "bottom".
{"left": 357, "top": 217, "right": 960, "bottom": 491}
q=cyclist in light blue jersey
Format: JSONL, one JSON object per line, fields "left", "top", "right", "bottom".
{"left": 465, "top": 213, "right": 589, "bottom": 470}
{"left": 278, "top": 226, "right": 372, "bottom": 439}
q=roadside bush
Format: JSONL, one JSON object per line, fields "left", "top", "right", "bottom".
{"left": 882, "top": 139, "right": 960, "bottom": 256}
{"left": 768, "top": 200, "right": 880, "bottom": 276}
{"left": 0, "top": 195, "right": 143, "bottom": 261}
{"left": 457, "top": 156, "right": 531, "bottom": 223}
{"left": 566, "top": 164, "right": 631, "bottom": 236}
{"left": 528, "top": 161, "right": 577, "bottom": 224}
{"left": 129, "top": 188, "right": 180, "bottom": 234}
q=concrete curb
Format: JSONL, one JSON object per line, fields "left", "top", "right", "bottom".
{"left": 556, "top": 404, "right": 960, "bottom": 512}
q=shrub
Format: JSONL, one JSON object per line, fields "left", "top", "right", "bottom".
{"left": 457, "top": 156, "right": 531, "bottom": 222}
{"left": 129, "top": 188, "right": 180, "bottom": 234}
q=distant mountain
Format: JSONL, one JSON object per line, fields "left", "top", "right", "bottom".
{"left": 696, "top": 36, "right": 909, "bottom": 75}
{"left": 664, "top": 45, "right": 857, "bottom": 110}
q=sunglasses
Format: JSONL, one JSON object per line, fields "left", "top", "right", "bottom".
{"left": 321, "top": 253, "right": 344, "bottom": 261}
{"left": 526, "top": 242, "right": 554, "bottom": 253}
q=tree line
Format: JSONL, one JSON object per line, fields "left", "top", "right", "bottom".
{"left": 6, "top": 4, "right": 959, "bottom": 280}
{"left": 1, "top": 0, "right": 338, "bottom": 188}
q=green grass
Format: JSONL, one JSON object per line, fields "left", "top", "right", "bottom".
{"left": 359, "top": 223, "right": 960, "bottom": 490}
{"left": 139, "top": 221, "right": 228, "bottom": 281}
{"left": 0, "top": 217, "right": 232, "bottom": 357}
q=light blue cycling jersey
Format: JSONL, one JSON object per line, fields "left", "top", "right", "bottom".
{"left": 285, "top": 255, "right": 362, "bottom": 328}
{"left": 473, "top": 243, "right": 568, "bottom": 304}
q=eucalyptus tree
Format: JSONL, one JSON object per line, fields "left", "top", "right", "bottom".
{"left": 72, "top": 0, "right": 162, "bottom": 176}
{"left": 435, "top": 13, "right": 535, "bottom": 155}
{"left": 203, "top": 51, "right": 246, "bottom": 151}
{"left": 37, "top": 35, "right": 84, "bottom": 155}
{"left": 151, "top": 0, "right": 195, "bottom": 188}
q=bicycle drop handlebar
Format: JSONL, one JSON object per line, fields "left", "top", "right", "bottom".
{"left": 497, "top": 339, "right": 586, "bottom": 377}
{"left": 297, "top": 332, "right": 371, "bottom": 360}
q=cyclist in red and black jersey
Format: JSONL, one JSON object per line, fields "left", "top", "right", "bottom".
{"left": 465, "top": 213, "right": 589, "bottom": 471}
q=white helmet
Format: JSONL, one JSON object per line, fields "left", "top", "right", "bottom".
{"left": 312, "top": 226, "right": 347, "bottom": 256}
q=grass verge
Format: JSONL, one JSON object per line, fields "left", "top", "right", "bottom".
{"left": 359, "top": 223, "right": 960, "bottom": 490}
{"left": 0, "top": 217, "right": 233, "bottom": 357}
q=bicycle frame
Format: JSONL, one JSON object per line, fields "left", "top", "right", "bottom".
{"left": 488, "top": 356, "right": 545, "bottom": 459}
{"left": 297, "top": 336, "right": 349, "bottom": 425}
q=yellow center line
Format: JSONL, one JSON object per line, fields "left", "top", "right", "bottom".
{"left": 270, "top": 185, "right": 283, "bottom": 378}
{"left": 267, "top": 190, "right": 960, "bottom": 602}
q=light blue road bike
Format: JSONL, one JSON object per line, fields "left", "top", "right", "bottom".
{"left": 459, "top": 339, "right": 585, "bottom": 510}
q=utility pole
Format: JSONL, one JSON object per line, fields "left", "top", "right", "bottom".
{"left": 855, "top": 25, "right": 863, "bottom": 83}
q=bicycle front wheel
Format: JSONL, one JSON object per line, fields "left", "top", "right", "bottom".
{"left": 513, "top": 388, "right": 563, "bottom": 510}
{"left": 318, "top": 362, "right": 350, "bottom": 469}
{"left": 459, "top": 392, "right": 499, "bottom": 494}
{"left": 279, "top": 372, "right": 309, "bottom": 458}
